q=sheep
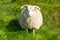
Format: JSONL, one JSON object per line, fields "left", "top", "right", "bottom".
{"left": 18, "top": 5, "right": 43, "bottom": 35}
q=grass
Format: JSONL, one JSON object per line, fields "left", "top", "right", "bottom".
{"left": 0, "top": 0, "right": 60, "bottom": 40}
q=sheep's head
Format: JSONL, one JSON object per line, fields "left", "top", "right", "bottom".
{"left": 21, "top": 5, "right": 40, "bottom": 17}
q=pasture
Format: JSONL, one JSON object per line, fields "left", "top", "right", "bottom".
{"left": 0, "top": 0, "right": 60, "bottom": 40}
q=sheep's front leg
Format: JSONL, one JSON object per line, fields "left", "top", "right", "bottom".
{"left": 26, "top": 28, "right": 28, "bottom": 32}
{"left": 33, "top": 29, "right": 35, "bottom": 36}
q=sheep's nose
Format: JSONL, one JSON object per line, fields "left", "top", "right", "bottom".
{"left": 28, "top": 12, "right": 32, "bottom": 17}
{"left": 28, "top": 14, "right": 31, "bottom": 17}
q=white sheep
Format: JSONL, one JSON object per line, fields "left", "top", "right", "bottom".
{"left": 18, "top": 5, "right": 43, "bottom": 35}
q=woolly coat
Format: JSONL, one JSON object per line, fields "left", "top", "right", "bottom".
{"left": 18, "top": 7, "right": 43, "bottom": 30}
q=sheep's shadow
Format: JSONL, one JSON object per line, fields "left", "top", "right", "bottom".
{"left": 6, "top": 19, "right": 24, "bottom": 32}
{"left": 6, "top": 19, "right": 33, "bottom": 33}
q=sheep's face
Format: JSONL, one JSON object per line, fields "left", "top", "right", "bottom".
{"left": 21, "top": 5, "right": 40, "bottom": 17}
{"left": 28, "top": 6, "right": 36, "bottom": 17}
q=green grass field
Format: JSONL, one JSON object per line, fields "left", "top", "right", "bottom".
{"left": 0, "top": 0, "right": 60, "bottom": 40}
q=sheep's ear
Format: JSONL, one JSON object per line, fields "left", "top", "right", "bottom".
{"left": 21, "top": 5, "right": 28, "bottom": 9}
{"left": 34, "top": 6, "right": 40, "bottom": 10}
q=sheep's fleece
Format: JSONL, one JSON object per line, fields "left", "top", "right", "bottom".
{"left": 19, "top": 5, "right": 43, "bottom": 30}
